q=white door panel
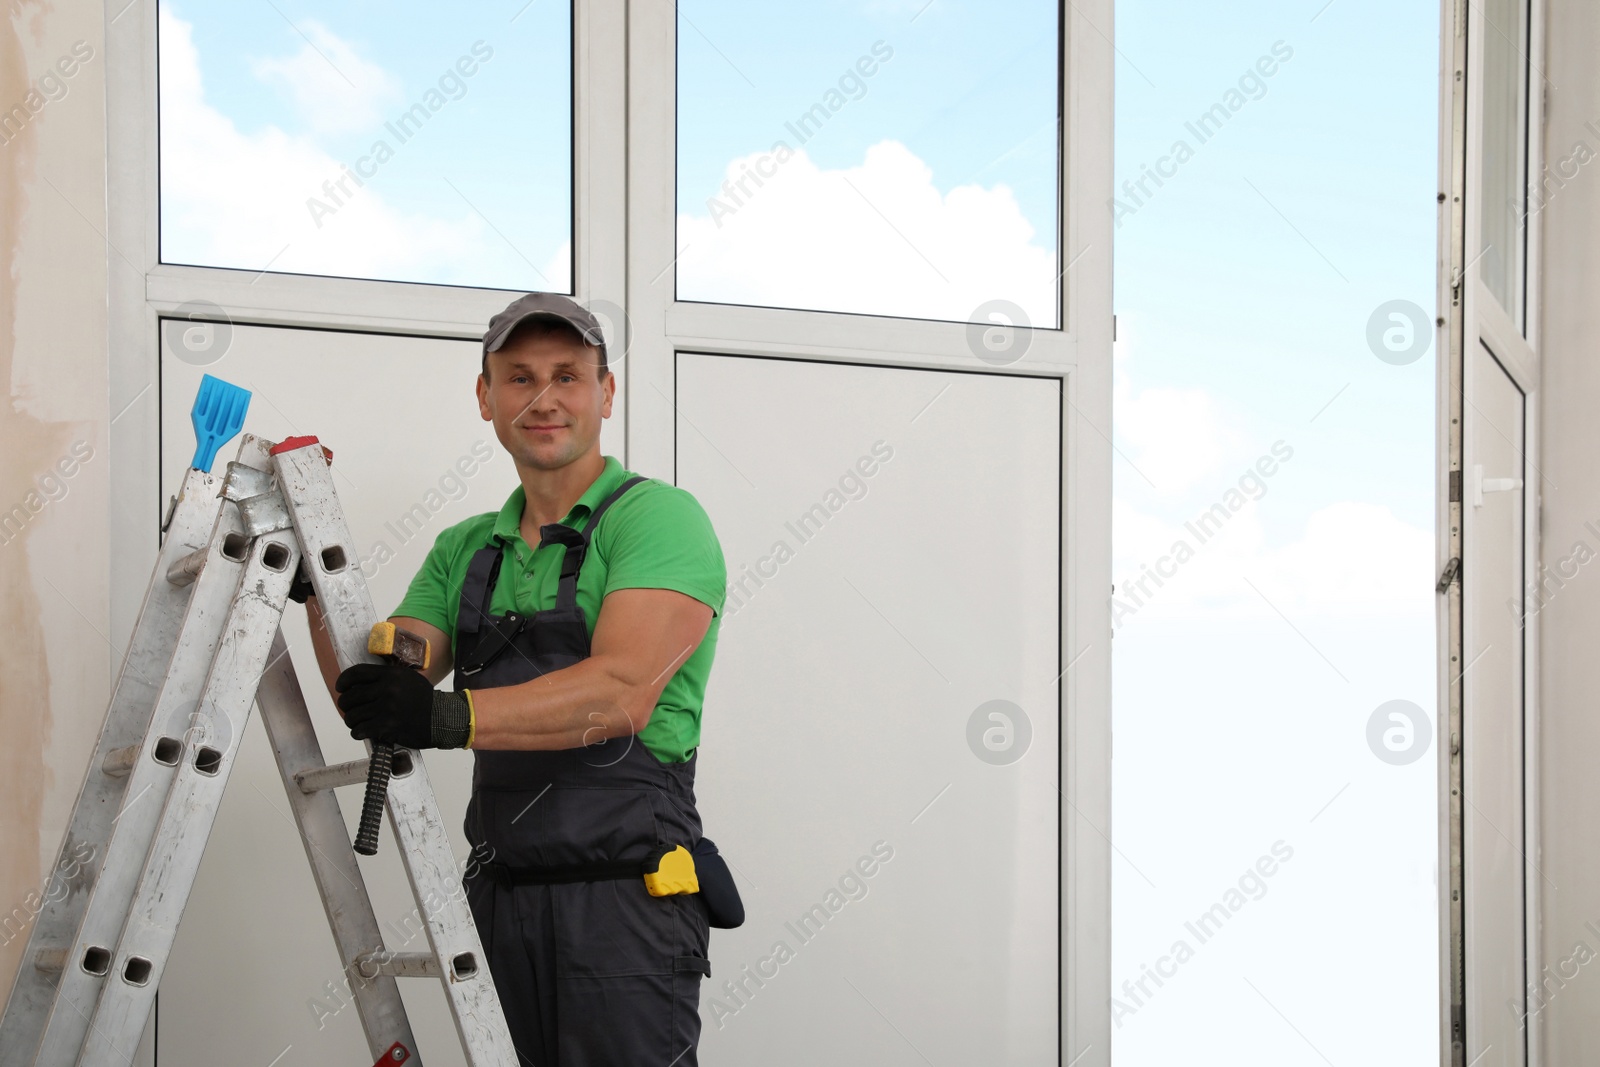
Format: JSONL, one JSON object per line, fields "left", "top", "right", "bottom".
{"left": 1463, "top": 344, "right": 1527, "bottom": 1067}
{"left": 678, "top": 353, "right": 1061, "bottom": 1065}
{"left": 1447, "top": 0, "right": 1540, "bottom": 1057}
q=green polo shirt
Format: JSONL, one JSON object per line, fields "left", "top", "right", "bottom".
{"left": 391, "top": 455, "right": 725, "bottom": 763}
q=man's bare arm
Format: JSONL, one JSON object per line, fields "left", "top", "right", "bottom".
{"left": 304, "top": 597, "right": 342, "bottom": 703}
{"left": 389, "top": 615, "right": 454, "bottom": 686}
{"left": 467, "top": 588, "right": 712, "bottom": 750}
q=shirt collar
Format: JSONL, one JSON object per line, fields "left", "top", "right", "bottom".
{"left": 491, "top": 455, "right": 626, "bottom": 548}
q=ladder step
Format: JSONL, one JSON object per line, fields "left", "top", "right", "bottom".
{"left": 32, "top": 949, "right": 67, "bottom": 976}
{"left": 294, "top": 751, "right": 414, "bottom": 794}
{"left": 164, "top": 546, "right": 209, "bottom": 586}
{"left": 294, "top": 757, "right": 371, "bottom": 793}
{"left": 100, "top": 744, "right": 140, "bottom": 778}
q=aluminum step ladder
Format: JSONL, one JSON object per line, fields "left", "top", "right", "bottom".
{"left": 0, "top": 432, "right": 517, "bottom": 1067}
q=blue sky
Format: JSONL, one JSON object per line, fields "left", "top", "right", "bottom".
{"left": 159, "top": 0, "right": 571, "bottom": 290}
{"left": 156, "top": 1, "right": 1440, "bottom": 1061}
{"left": 1110, "top": 0, "right": 1438, "bottom": 1061}
{"left": 1114, "top": 0, "right": 1437, "bottom": 531}
{"left": 676, "top": 0, "right": 1058, "bottom": 222}
{"left": 676, "top": 0, "right": 1059, "bottom": 320}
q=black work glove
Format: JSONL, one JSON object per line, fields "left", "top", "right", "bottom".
{"left": 335, "top": 663, "right": 472, "bottom": 749}
{"left": 286, "top": 562, "right": 315, "bottom": 604}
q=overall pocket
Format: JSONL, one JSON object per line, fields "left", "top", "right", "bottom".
{"left": 691, "top": 837, "right": 745, "bottom": 929}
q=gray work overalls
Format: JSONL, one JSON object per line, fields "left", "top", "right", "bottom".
{"left": 454, "top": 475, "right": 712, "bottom": 1066}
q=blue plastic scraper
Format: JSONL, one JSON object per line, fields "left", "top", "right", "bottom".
{"left": 190, "top": 374, "right": 252, "bottom": 472}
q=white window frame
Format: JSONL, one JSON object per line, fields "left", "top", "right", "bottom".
{"left": 105, "top": 0, "right": 1114, "bottom": 1059}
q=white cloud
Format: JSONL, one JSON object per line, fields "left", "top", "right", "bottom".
{"left": 250, "top": 20, "right": 403, "bottom": 136}
{"left": 1113, "top": 313, "right": 1243, "bottom": 494}
{"left": 1253, "top": 501, "right": 1434, "bottom": 613}
{"left": 159, "top": 8, "right": 488, "bottom": 284}
{"left": 676, "top": 140, "right": 1056, "bottom": 325}
{"left": 1113, "top": 498, "right": 1432, "bottom": 623}
{"left": 1113, "top": 321, "right": 1429, "bottom": 624}
{"left": 1113, "top": 495, "right": 1266, "bottom": 616}
{"left": 1118, "top": 382, "right": 1243, "bottom": 494}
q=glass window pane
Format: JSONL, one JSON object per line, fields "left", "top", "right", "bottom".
{"left": 158, "top": 1, "right": 571, "bottom": 291}
{"left": 676, "top": 1, "right": 1060, "bottom": 327}
{"left": 1478, "top": 0, "right": 1528, "bottom": 326}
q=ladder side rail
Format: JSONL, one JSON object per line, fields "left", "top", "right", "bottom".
{"left": 255, "top": 629, "right": 421, "bottom": 1061}
{"left": 380, "top": 749, "right": 513, "bottom": 1064}
{"left": 0, "top": 469, "right": 223, "bottom": 1065}
{"left": 29, "top": 465, "right": 258, "bottom": 1066}
{"left": 75, "top": 524, "right": 304, "bottom": 1065}
{"left": 272, "top": 442, "right": 518, "bottom": 1067}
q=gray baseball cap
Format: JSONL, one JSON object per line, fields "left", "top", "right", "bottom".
{"left": 482, "top": 292, "right": 607, "bottom": 356}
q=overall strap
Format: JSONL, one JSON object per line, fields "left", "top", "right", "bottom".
{"left": 538, "top": 475, "right": 651, "bottom": 612}
{"left": 457, "top": 546, "right": 504, "bottom": 637}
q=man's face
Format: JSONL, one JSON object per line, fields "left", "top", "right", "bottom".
{"left": 476, "top": 328, "right": 614, "bottom": 473}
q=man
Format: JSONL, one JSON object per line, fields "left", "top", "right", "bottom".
{"left": 300, "top": 292, "right": 727, "bottom": 1064}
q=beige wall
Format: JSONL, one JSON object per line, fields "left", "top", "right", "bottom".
{"left": 1537, "top": 0, "right": 1600, "bottom": 1059}
{"left": 1, "top": 0, "right": 109, "bottom": 1006}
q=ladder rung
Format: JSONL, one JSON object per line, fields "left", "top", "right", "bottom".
{"left": 101, "top": 745, "right": 140, "bottom": 778}
{"left": 294, "top": 751, "right": 411, "bottom": 794}
{"left": 294, "top": 757, "right": 371, "bottom": 793}
{"left": 32, "top": 950, "right": 67, "bottom": 975}
{"left": 353, "top": 952, "right": 441, "bottom": 980}
{"left": 164, "top": 547, "right": 209, "bottom": 587}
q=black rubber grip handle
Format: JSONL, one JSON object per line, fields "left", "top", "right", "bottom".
{"left": 354, "top": 742, "right": 394, "bottom": 856}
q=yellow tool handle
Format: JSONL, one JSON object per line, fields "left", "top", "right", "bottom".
{"left": 368, "top": 621, "right": 431, "bottom": 670}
